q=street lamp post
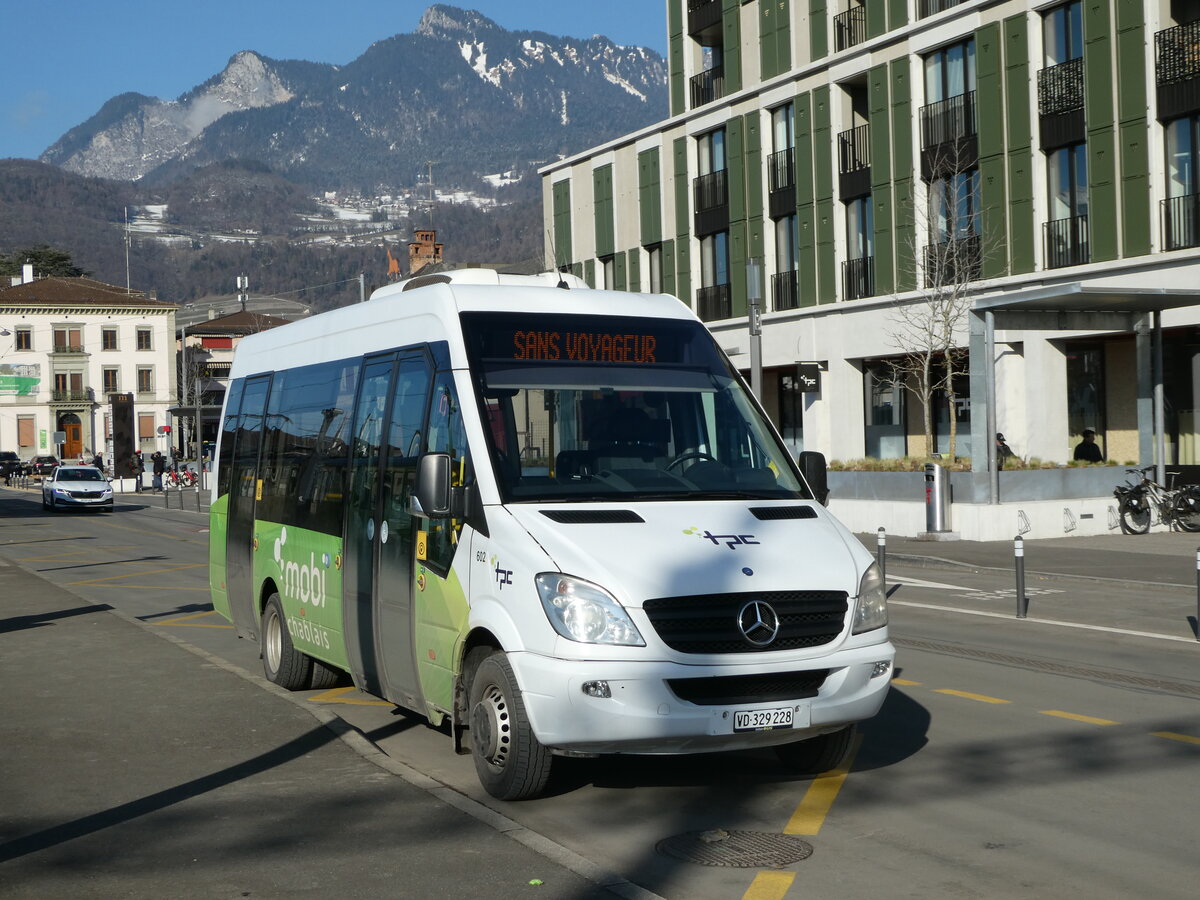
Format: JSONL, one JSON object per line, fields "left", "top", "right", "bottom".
{"left": 746, "top": 258, "right": 763, "bottom": 401}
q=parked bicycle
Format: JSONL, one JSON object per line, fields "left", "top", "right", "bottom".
{"left": 164, "top": 467, "right": 198, "bottom": 488}
{"left": 1113, "top": 465, "right": 1200, "bottom": 534}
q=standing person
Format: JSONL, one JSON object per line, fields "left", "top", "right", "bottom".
{"left": 134, "top": 451, "right": 144, "bottom": 492}
{"left": 151, "top": 451, "right": 166, "bottom": 492}
{"left": 1073, "top": 428, "right": 1104, "bottom": 462}
{"left": 92, "top": 451, "right": 104, "bottom": 474}
{"left": 995, "top": 433, "right": 1015, "bottom": 469}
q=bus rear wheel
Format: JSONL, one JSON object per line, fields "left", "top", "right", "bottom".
{"left": 261, "top": 593, "right": 313, "bottom": 690}
{"left": 467, "top": 652, "right": 553, "bottom": 800}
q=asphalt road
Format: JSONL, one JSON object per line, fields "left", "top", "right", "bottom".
{"left": 2, "top": 488, "right": 1198, "bottom": 899}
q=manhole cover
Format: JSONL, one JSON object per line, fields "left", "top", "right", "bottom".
{"left": 655, "top": 829, "right": 813, "bottom": 868}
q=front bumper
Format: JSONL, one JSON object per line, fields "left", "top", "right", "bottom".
{"left": 510, "top": 641, "right": 895, "bottom": 755}
{"left": 47, "top": 491, "right": 113, "bottom": 508}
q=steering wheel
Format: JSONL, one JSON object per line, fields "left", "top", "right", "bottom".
{"left": 666, "top": 450, "right": 717, "bottom": 472}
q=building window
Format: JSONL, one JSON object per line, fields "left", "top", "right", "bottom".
{"left": 864, "top": 361, "right": 906, "bottom": 459}
{"left": 102, "top": 328, "right": 117, "bottom": 350}
{"left": 1045, "top": 142, "right": 1089, "bottom": 267}
{"left": 1065, "top": 343, "right": 1105, "bottom": 453}
{"left": 773, "top": 214, "right": 799, "bottom": 310}
{"left": 103, "top": 368, "right": 119, "bottom": 393}
{"left": 698, "top": 128, "right": 726, "bottom": 176}
{"left": 697, "top": 231, "right": 731, "bottom": 321}
{"left": 1043, "top": 1, "right": 1083, "bottom": 67}
{"left": 53, "top": 327, "right": 82, "bottom": 351}
{"left": 925, "top": 39, "right": 976, "bottom": 104}
{"left": 1164, "top": 114, "right": 1200, "bottom": 249}
{"left": 600, "top": 256, "right": 615, "bottom": 290}
{"left": 777, "top": 371, "right": 805, "bottom": 455}
{"left": 647, "top": 244, "right": 663, "bottom": 293}
{"left": 138, "top": 413, "right": 155, "bottom": 441}
{"left": 15, "top": 327, "right": 31, "bottom": 350}
{"left": 137, "top": 328, "right": 152, "bottom": 350}
{"left": 137, "top": 368, "right": 153, "bottom": 393}
{"left": 844, "top": 196, "right": 875, "bottom": 300}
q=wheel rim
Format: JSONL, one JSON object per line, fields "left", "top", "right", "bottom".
{"left": 470, "top": 682, "right": 511, "bottom": 770}
{"left": 264, "top": 609, "right": 282, "bottom": 673}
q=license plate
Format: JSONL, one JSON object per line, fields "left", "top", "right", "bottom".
{"left": 733, "top": 706, "right": 794, "bottom": 732}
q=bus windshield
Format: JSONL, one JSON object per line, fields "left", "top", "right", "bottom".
{"left": 460, "top": 311, "right": 811, "bottom": 502}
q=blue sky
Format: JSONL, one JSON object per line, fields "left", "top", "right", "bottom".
{"left": 0, "top": 1, "right": 667, "bottom": 162}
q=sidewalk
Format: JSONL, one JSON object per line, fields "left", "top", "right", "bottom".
{"left": 0, "top": 536, "right": 616, "bottom": 897}
{"left": 859, "top": 529, "right": 1200, "bottom": 588}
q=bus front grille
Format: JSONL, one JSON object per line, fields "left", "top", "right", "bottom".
{"left": 666, "top": 670, "right": 830, "bottom": 705}
{"left": 643, "top": 591, "right": 848, "bottom": 653}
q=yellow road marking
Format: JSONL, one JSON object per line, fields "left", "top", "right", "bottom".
{"left": 1152, "top": 731, "right": 1200, "bottom": 745}
{"left": 66, "top": 562, "right": 207, "bottom": 585}
{"left": 154, "top": 610, "right": 232, "bottom": 628}
{"left": 743, "top": 870, "right": 796, "bottom": 900}
{"left": 309, "top": 686, "right": 391, "bottom": 706}
{"left": 891, "top": 677, "right": 921, "bottom": 686}
{"left": 934, "top": 689, "right": 1010, "bottom": 704}
{"left": 1040, "top": 710, "right": 1118, "bottom": 726}
{"left": 783, "top": 732, "right": 863, "bottom": 835}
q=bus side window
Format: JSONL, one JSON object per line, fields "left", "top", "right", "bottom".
{"left": 424, "top": 375, "right": 471, "bottom": 575}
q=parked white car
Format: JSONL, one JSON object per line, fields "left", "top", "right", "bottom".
{"left": 42, "top": 466, "right": 114, "bottom": 512}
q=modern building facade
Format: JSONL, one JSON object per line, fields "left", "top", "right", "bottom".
{"left": 541, "top": 0, "right": 1200, "bottom": 471}
{"left": 0, "top": 270, "right": 177, "bottom": 463}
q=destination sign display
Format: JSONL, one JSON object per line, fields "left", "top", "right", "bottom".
{"left": 512, "top": 330, "right": 657, "bottom": 364}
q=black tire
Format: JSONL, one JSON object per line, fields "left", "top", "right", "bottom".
{"left": 1119, "top": 495, "right": 1151, "bottom": 534}
{"left": 1173, "top": 489, "right": 1200, "bottom": 533}
{"left": 467, "top": 652, "right": 553, "bottom": 800}
{"left": 308, "top": 658, "right": 344, "bottom": 690}
{"left": 774, "top": 725, "right": 855, "bottom": 774}
{"left": 260, "top": 593, "right": 313, "bottom": 690}
{"left": 42, "top": 493, "right": 49, "bottom": 510}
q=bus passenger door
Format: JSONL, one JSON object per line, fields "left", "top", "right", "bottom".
{"left": 344, "top": 353, "right": 430, "bottom": 706}
{"left": 225, "top": 375, "right": 271, "bottom": 640}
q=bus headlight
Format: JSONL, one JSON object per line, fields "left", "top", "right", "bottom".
{"left": 536, "top": 573, "right": 646, "bottom": 646}
{"left": 851, "top": 563, "right": 888, "bottom": 634}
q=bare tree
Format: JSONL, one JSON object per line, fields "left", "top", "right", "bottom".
{"left": 885, "top": 139, "right": 997, "bottom": 460}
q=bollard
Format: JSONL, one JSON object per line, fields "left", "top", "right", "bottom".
{"left": 1014, "top": 535, "right": 1028, "bottom": 618}
{"left": 876, "top": 527, "right": 887, "bottom": 586}
{"left": 1195, "top": 547, "right": 1199, "bottom": 641}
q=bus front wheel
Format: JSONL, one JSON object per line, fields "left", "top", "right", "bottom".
{"left": 261, "top": 593, "right": 312, "bottom": 690}
{"left": 773, "top": 725, "right": 855, "bottom": 774}
{"left": 467, "top": 652, "right": 553, "bottom": 800}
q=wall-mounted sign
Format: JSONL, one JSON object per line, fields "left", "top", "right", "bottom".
{"left": 796, "top": 363, "right": 822, "bottom": 393}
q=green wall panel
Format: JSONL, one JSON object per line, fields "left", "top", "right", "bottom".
{"left": 760, "top": 0, "right": 777, "bottom": 79}
{"left": 976, "top": 23, "right": 1004, "bottom": 158}
{"left": 891, "top": 58, "right": 913, "bottom": 292}
{"left": 731, "top": 221, "right": 748, "bottom": 316}
{"left": 669, "top": 3, "right": 684, "bottom": 117}
{"left": 798, "top": 203, "right": 817, "bottom": 306}
{"left": 1007, "top": 150, "right": 1035, "bottom": 274}
{"left": 887, "top": 0, "right": 907, "bottom": 30}
{"left": 593, "top": 164, "right": 614, "bottom": 259}
{"left": 871, "top": 185, "right": 894, "bottom": 297}
{"left": 809, "top": 1, "right": 827, "bottom": 61}
{"left": 584, "top": 258, "right": 596, "bottom": 288}
{"left": 1089, "top": 128, "right": 1118, "bottom": 262}
{"left": 1116, "top": 15, "right": 1146, "bottom": 121}
{"left": 552, "top": 179, "right": 572, "bottom": 269}
{"left": 614, "top": 251, "right": 627, "bottom": 291}
{"left": 1120, "top": 119, "right": 1151, "bottom": 257}
{"left": 626, "top": 249, "right": 640, "bottom": 293}
{"left": 813, "top": 86, "right": 832, "bottom": 202}
{"left": 673, "top": 136, "right": 692, "bottom": 307}
{"left": 639, "top": 148, "right": 662, "bottom": 246}
{"left": 1004, "top": 15, "right": 1031, "bottom": 149}
{"left": 1084, "top": 1, "right": 1114, "bottom": 129}
{"left": 794, "top": 92, "right": 814, "bottom": 206}
{"left": 868, "top": 64, "right": 893, "bottom": 295}
{"left": 980, "top": 157, "right": 1009, "bottom": 279}
{"left": 663, "top": 239, "right": 677, "bottom": 296}
{"left": 868, "top": 65, "right": 891, "bottom": 187}
{"left": 728, "top": 117, "right": 746, "bottom": 223}
{"left": 866, "top": 0, "right": 886, "bottom": 39}
{"left": 744, "top": 112, "right": 763, "bottom": 221}
{"left": 723, "top": 0, "right": 742, "bottom": 95}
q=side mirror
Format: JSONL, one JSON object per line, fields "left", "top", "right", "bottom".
{"left": 411, "top": 452, "right": 452, "bottom": 519}
{"left": 798, "top": 450, "right": 829, "bottom": 506}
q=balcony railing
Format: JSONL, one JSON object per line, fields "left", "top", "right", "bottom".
{"left": 1162, "top": 193, "right": 1200, "bottom": 251}
{"left": 924, "top": 233, "right": 981, "bottom": 287}
{"left": 1044, "top": 215, "right": 1089, "bottom": 269}
{"left": 838, "top": 124, "right": 870, "bottom": 174}
{"left": 694, "top": 169, "right": 728, "bottom": 213}
{"left": 1156, "top": 21, "right": 1200, "bottom": 119}
{"left": 918, "top": 0, "right": 966, "bottom": 18}
{"left": 687, "top": 0, "right": 722, "bottom": 37}
{"left": 51, "top": 344, "right": 86, "bottom": 354}
{"left": 843, "top": 256, "right": 875, "bottom": 300}
{"left": 768, "top": 148, "right": 795, "bottom": 194}
{"left": 51, "top": 389, "right": 92, "bottom": 403}
{"left": 772, "top": 270, "right": 798, "bottom": 311}
{"left": 1037, "top": 57, "right": 1084, "bottom": 116}
{"left": 690, "top": 65, "right": 725, "bottom": 108}
{"left": 697, "top": 283, "right": 732, "bottom": 322}
{"left": 919, "top": 91, "right": 977, "bottom": 149}
{"left": 833, "top": 6, "right": 867, "bottom": 52}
